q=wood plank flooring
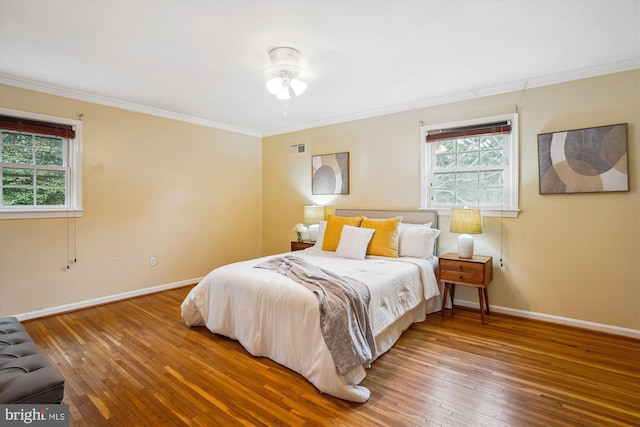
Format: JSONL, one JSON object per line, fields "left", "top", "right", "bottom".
{"left": 21, "top": 285, "right": 640, "bottom": 426}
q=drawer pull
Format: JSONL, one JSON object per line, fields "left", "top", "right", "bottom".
{"left": 459, "top": 275, "right": 464, "bottom": 279}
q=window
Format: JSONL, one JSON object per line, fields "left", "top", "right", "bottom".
{"left": 0, "top": 108, "right": 82, "bottom": 219}
{"left": 421, "top": 113, "right": 519, "bottom": 217}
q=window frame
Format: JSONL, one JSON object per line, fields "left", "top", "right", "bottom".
{"left": 420, "top": 113, "right": 519, "bottom": 218}
{"left": 0, "top": 107, "right": 83, "bottom": 219}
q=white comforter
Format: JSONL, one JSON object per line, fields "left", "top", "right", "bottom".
{"left": 180, "top": 247, "right": 439, "bottom": 402}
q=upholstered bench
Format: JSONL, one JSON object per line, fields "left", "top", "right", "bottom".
{"left": 0, "top": 317, "right": 65, "bottom": 404}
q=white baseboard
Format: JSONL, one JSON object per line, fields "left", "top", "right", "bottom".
{"left": 11, "top": 281, "right": 638, "bottom": 339}
{"left": 453, "top": 299, "right": 640, "bottom": 339}
{"left": 14, "top": 278, "right": 203, "bottom": 321}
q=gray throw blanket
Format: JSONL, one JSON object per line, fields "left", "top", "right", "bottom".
{"left": 255, "top": 255, "right": 377, "bottom": 375}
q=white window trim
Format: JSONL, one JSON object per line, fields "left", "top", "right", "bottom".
{"left": 420, "top": 113, "right": 520, "bottom": 218}
{"left": 0, "top": 107, "right": 83, "bottom": 220}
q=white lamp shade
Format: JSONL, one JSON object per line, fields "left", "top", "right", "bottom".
{"left": 276, "top": 84, "right": 290, "bottom": 100}
{"left": 266, "top": 77, "right": 282, "bottom": 95}
{"left": 290, "top": 78, "right": 307, "bottom": 96}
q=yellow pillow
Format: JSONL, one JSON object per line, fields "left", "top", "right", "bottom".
{"left": 361, "top": 217, "right": 402, "bottom": 257}
{"left": 322, "top": 215, "right": 363, "bottom": 251}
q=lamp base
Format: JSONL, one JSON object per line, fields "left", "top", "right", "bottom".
{"left": 308, "top": 224, "right": 319, "bottom": 242}
{"left": 457, "top": 234, "right": 474, "bottom": 258}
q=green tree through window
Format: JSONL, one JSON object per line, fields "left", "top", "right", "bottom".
{"left": 432, "top": 135, "right": 504, "bottom": 206}
{"left": 1, "top": 131, "right": 67, "bottom": 206}
{"left": 422, "top": 113, "right": 519, "bottom": 215}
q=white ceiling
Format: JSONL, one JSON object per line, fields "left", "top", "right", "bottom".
{"left": 1, "top": 0, "right": 638, "bottom": 137}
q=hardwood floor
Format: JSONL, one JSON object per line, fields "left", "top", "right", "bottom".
{"left": 21, "top": 285, "right": 639, "bottom": 427}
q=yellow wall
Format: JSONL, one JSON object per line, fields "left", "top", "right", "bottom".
{"left": 263, "top": 70, "right": 639, "bottom": 330}
{"left": 0, "top": 85, "right": 263, "bottom": 316}
{"left": 1, "top": 70, "right": 637, "bottom": 331}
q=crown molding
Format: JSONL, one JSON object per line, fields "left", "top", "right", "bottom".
{"left": 263, "top": 57, "right": 640, "bottom": 136}
{"left": 0, "top": 75, "right": 261, "bottom": 137}
{"left": 2, "top": 57, "right": 638, "bottom": 138}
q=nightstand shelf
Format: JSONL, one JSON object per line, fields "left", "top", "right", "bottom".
{"left": 439, "top": 252, "right": 493, "bottom": 324}
{"left": 291, "top": 241, "right": 314, "bottom": 251}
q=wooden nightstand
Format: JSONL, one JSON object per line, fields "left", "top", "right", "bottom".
{"left": 291, "top": 241, "right": 315, "bottom": 251}
{"left": 439, "top": 252, "right": 493, "bottom": 324}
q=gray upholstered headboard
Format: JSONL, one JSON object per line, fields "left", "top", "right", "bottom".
{"left": 334, "top": 209, "right": 438, "bottom": 229}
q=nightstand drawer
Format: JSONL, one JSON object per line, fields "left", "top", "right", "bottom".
{"left": 439, "top": 259, "right": 484, "bottom": 275}
{"left": 440, "top": 269, "right": 485, "bottom": 285}
{"left": 438, "top": 255, "right": 493, "bottom": 286}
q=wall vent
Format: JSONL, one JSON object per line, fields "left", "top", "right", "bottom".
{"left": 290, "top": 143, "right": 306, "bottom": 155}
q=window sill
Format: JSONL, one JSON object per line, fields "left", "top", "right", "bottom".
{"left": 433, "top": 208, "right": 520, "bottom": 218}
{"left": 0, "top": 209, "right": 84, "bottom": 220}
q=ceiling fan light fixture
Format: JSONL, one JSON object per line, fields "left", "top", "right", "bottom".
{"left": 264, "top": 47, "right": 307, "bottom": 100}
{"left": 276, "top": 84, "right": 290, "bottom": 100}
{"left": 289, "top": 77, "right": 307, "bottom": 96}
{"left": 266, "top": 76, "right": 282, "bottom": 95}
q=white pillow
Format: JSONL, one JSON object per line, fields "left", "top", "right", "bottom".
{"left": 313, "top": 221, "right": 327, "bottom": 248}
{"left": 398, "top": 225, "right": 440, "bottom": 258}
{"left": 335, "top": 225, "right": 375, "bottom": 260}
{"left": 399, "top": 222, "right": 432, "bottom": 229}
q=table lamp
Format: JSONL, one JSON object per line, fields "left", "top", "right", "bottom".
{"left": 304, "top": 205, "right": 326, "bottom": 242}
{"left": 449, "top": 208, "right": 482, "bottom": 258}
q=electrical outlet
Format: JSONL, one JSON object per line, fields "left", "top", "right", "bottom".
{"left": 150, "top": 256, "right": 157, "bottom": 267}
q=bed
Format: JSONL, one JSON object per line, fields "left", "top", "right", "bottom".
{"left": 180, "top": 209, "right": 441, "bottom": 402}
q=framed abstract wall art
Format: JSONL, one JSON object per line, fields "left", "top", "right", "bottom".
{"left": 537, "top": 123, "right": 628, "bottom": 194}
{"left": 312, "top": 152, "right": 349, "bottom": 195}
